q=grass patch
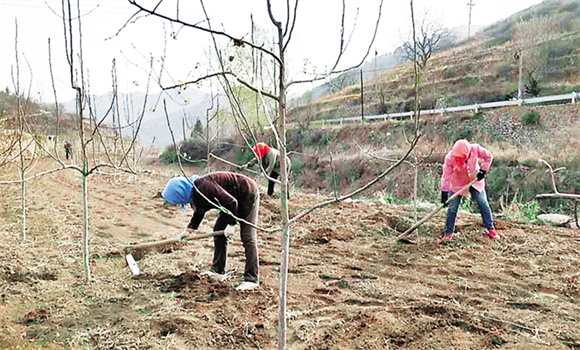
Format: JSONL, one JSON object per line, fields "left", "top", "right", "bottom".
{"left": 492, "top": 337, "right": 503, "bottom": 345}
{"left": 521, "top": 111, "right": 540, "bottom": 124}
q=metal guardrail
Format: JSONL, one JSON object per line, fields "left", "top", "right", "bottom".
{"left": 312, "top": 92, "right": 579, "bottom": 125}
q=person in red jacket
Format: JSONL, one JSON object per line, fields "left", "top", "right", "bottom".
{"left": 239, "top": 142, "right": 291, "bottom": 197}
{"left": 162, "top": 172, "right": 260, "bottom": 291}
{"left": 440, "top": 139, "right": 500, "bottom": 242}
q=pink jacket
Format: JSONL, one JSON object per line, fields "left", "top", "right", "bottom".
{"left": 440, "top": 143, "right": 493, "bottom": 196}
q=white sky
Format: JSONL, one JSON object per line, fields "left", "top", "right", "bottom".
{"left": 0, "top": 0, "right": 544, "bottom": 104}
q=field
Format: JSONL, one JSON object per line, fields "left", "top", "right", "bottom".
{"left": 0, "top": 156, "right": 579, "bottom": 350}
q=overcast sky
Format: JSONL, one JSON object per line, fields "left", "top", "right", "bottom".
{"left": 0, "top": 0, "right": 544, "bottom": 104}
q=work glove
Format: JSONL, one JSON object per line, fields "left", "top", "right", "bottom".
{"left": 477, "top": 169, "right": 487, "bottom": 181}
{"left": 441, "top": 191, "right": 449, "bottom": 207}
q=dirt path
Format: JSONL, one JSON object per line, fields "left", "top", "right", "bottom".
{"left": 0, "top": 158, "right": 579, "bottom": 349}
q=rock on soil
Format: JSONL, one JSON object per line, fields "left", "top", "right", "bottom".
{"left": 538, "top": 213, "right": 572, "bottom": 226}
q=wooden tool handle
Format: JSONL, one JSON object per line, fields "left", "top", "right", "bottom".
{"left": 398, "top": 179, "right": 478, "bottom": 238}
{"left": 123, "top": 229, "right": 227, "bottom": 251}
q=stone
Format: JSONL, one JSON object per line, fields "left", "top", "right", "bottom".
{"left": 537, "top": 214, "right": 571, "bottom": 227}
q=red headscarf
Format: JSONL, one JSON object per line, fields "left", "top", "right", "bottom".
{"left": 451, "top": 139, "right": 471, "bottom": 171}
{"left": 252, "top": 142, "right": 271, "bottom": 159}
{"left": 451, "top": 139, "right": 471, "bottom": 160}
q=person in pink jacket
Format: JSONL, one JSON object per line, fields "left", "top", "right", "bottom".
{"left": 440, "top": 139, "right": 500, "bottom": 241}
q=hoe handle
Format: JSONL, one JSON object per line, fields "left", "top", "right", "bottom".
{"left": 123, "top": 229, "right": 227, "bottom": 251}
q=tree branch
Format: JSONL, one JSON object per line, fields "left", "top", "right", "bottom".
{"left": 162, "top": 71, "right": 277, "bottom": 100}
{"left": 353, "top": 139, "right": 415, "bottom": 167}
{"left": 127, "top": 0, "right": 283, "bottom": 66}
{"left": 287, "top": 0, "right": 383, "bottom": 89}
{"left": 0, "top": 165, "right": 83, "bottom": 184}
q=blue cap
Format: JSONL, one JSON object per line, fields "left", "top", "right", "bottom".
{"left": 162, "top": 175, "right": 199, "bottom": 209}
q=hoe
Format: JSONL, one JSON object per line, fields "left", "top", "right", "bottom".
{"left": 122, "top": 226, "right": 235, "bottom": 275}
{"left": 398, "top": 179, "right": 478, "bottom": 241}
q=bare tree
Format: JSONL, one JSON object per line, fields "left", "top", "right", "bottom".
{"left": 1, "top": 30, "right": 57, "bottom": 245}
{"left": 14, "top": 43, "right": 38, "bottom": 244}
{"left": 402, "top": 14, "right": 453, "bottom": 70}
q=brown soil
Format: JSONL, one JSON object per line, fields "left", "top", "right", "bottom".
{"left": 0, "top": 158, "right": 579, "bottom": 349}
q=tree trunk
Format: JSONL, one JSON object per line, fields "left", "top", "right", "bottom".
{"left": 20, "top": 171, "right": 26, "bottom": 241}
{"left": 413, "top": 156, "right": 418, "bottom": 223}
{"left": 82, "top": 173, "right": 91, "bottom": 280}
{"left": 274, "top": 19, "right": 291, "bottom": 350}
{"left": 518, "top": 52, "right": 523, "bottom": 99}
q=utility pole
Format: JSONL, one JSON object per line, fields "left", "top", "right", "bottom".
{"left": 516, "top": 50, "right": 523, "bottom": 99}
{"left": 374, "top": 49, "right": 378, "bottom": 79}
{"left": 182, "top": 116, "right": 187, "bottom": 141}
{"left": 467, "top": 0, "right": 475, "bottom": 38}
{"left": 360, "top": 69, "right": 364, "bottom": 123}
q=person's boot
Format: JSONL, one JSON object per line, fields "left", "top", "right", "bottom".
{"left": 200, "top": 268, "right": 226, "bottom": 281}
{"left": 442, "top": 233, "right": 455, "bottom": 242}
{"left": 235, "top": 281, "right": 259, "bottom": 291}
{"left": 483, "top": 228, "right": 501, "bottom": 241}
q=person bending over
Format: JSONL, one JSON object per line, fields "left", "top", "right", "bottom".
{"left": 440, "top": 139, "right": 500, "bottom": 242}
{"left": 239, "top": 142, "right": 291, "bottom": 197}
{"left": 162, "top": 172, "right": 260, "bottom": 291}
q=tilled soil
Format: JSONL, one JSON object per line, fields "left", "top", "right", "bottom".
{"left": 0, "top": 158, "right": 579, "bottom": 349}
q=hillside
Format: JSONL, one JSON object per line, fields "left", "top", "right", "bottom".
{"left": 1, "top": 88, "right": 213, "bottom": 148}
{"left": 228, "top": 100, "right": 578, "bottom": 222}
{"left": 476, "top": 0, "right": 580, "bottom": 41}
{"left": 272, "top": 0, "right": 580, "bottom": 220}
{"left": 0, "top": 158, "right": 578, "bottom": 349}
{"left": 289, "top": 0, "right": 580, "bottom": 123}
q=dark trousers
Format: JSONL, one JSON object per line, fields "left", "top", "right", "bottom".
{"left": 268, "top": 171, "right": 290, "bottom": 199}
{"left": 267, "top": 171, "right": 279, "bottom": 196}
{"left": 211, "top": 188, "right": 260, "bottom": 283}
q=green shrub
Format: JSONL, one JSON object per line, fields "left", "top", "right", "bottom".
{"left": 319, "top": 132, "right": 332, "bottom": 146}
{"left": 376, "top": 190, "right": 408, "bottom": 205}
{"left": 473, "top": 112, "right": 484, "bottom": 122}
{"left": 444, "top": 67, "right": 455, "bottom": 79}
{"left": 159, "top": 150, "right": 179, "bottom": 164}
{"left": 520, "top": 200, "right": 539, "bottom": 221}
{"left": 159, "top": 140, "right": 215, "bottom": 164}
{"left": 521, "top": 111, "right": 540, "bottom": 125}
{"left": 463, "top": 76, "right": 483, "bottom": 86}
{"left": 483, "top": 37, "right": 506, "bottom": 48}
